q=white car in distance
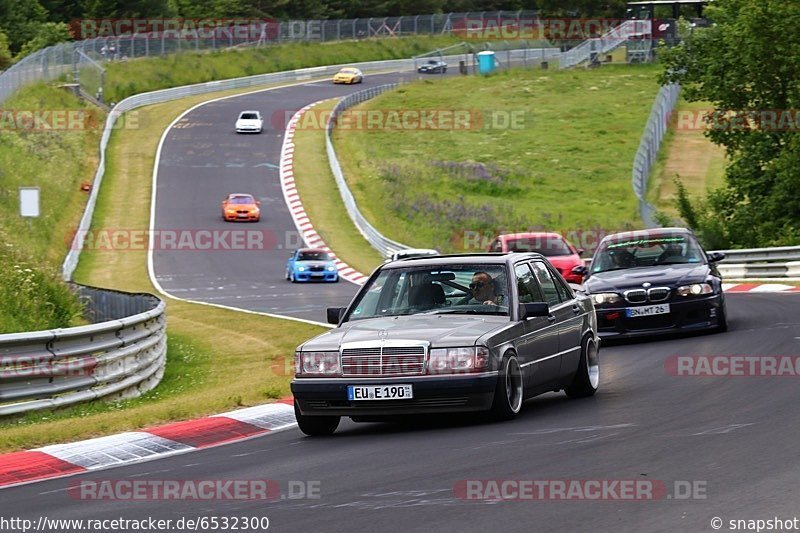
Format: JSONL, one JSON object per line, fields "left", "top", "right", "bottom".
{"left": 235, "top": 110, "right": 263, "bottom": 133}
{"left": 387, "top": 248, "right": 440, "bottom": 262}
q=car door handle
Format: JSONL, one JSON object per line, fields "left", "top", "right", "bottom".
{"left": 547, "top": 314, "right": 557, "bottom": 324}
{"left": 572, "top": 304, "right": 581, "bottom": 314}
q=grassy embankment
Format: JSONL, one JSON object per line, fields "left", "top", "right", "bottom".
{"left": 0, "top": 84, "right": 95, "bottom": 332}
{"left": 331, "top": 64, "right": 664, "bottom": 254}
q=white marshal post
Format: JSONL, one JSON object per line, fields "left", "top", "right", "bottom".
{"left": 19, "top": 187, "right": 41, "bottom": 218}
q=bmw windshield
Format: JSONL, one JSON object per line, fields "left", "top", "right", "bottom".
{"left": 591, "top": 233, "right": 706, "bottom": 273}
{"left": 347, "top": 264, "right": 510, "bottom": 321}
{"left": 298, "top": 251, "right": 331, "bottom": 261}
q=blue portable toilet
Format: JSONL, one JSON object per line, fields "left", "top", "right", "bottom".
{"left": 477, "top": 51, "right": 496, "bottom": 74}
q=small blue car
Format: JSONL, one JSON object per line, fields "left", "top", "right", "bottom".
{"left": 286, "top": 248, "right": 339, "bottom": 283}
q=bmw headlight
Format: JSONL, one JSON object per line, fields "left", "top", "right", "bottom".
{"left": 591, "top": 293, "right": 622, "bottom": 305}
{"left": 326, "top": 265, "right": 336, "bottom": 272}
{"left": 677, "top": 283, "right": 713, "bottom": 296}
{"left": 297, "top": 266, "right": 306, "bottom": 272}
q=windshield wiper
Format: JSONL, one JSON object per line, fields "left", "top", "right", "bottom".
{"left": 423, "top": 308, "right": 507, "bottom": 316}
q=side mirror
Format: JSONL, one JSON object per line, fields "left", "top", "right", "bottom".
{"left": 577, "top": 248, "right": 585, "bottom": 257}
{"left": 518, "top": 302, "right": 549, "bottom": 321}
{"left": 571, "top": 265, "right": 588, "bottom": 276}
{"left": 327, "top": 307, "right": 346, "bottom": 325}
{"left": 707, "top": 251, "right": 726, "bottom": 263}
{"left": 256, "top": 200, "right": 261, "bottom": 206}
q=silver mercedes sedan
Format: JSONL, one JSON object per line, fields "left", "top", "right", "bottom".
{"left": 291, "top": 253, "right": 600, "bottom": 435}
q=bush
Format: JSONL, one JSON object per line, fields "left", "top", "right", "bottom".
{"left": 0, "top": 238, "right": 83, "bottom": 333}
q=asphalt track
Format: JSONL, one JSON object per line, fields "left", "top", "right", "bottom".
{"left": 150, "top": 70, "right": 434, "bottom": 324}
{"left": 4, "top": 294, "right": 800, "bottom": 531}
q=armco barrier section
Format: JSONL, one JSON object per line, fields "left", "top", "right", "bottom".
{"left": 326, "top": 84, "right": 411, "bottom": 258}
{"left": 0, "top": 287, "right": 166, "bottom": 416}
{"left": 712, "top": 246, "right": 800, "bottom": 279}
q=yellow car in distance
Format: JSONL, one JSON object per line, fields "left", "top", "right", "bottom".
{"left": 332, "top": 67, "right": 364, "bottom": 84}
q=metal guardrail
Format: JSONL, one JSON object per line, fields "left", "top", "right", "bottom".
{"left": 0, "top": 286, "right": 166, "bottom": 416}
{"left": 632, "top": 83, "right": 681, "bottom": 228}
{"left": 326, "top": 84, "right": 412, "bottom": 258}
{"left": 711, "top": 246, "right": 800, "bottom": 279}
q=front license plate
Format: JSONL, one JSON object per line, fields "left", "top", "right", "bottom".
{"left": 626, "top": 304, "right": 670, "bottom": 317}
{"left": 347, "top": 384, "right": 413, "bottom": 401}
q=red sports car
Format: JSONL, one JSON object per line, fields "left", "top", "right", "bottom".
{"left": 488, "top": 232, "right": 585, "bottom": 284}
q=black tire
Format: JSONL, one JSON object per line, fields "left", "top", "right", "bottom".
{"left": 565, "top": 336, "right": 599, "bottom": 399}
{"left": 294, "top": 401, "right": 340, "bottom": 436}
{"left": 489, "top": 353, "right": 524, "bottom": 420}
{"left": 716, "top": 300, "right": 728, "bottom": 332}
{"left": 442, "top": 67, "right": 447, "bottom": 73}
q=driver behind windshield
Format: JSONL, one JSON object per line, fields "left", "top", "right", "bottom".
{"left": 461, "top": 271, "right": 504, "bottom": 306}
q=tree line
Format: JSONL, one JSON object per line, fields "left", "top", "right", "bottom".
{"left": 0, "top": 0, "right": 627, "bottom": 67}
{"left": 661, "top": 0, "right": 799, "bottom": 248}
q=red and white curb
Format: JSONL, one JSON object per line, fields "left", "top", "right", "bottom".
{"left": 722, "top": 283, "right": 800, "bottom": 293}
{"left": 279, "top": 101, "right": 370, "bottom": 286}
{"left": 0, "top": 400, "right": 295, "bottom": 489}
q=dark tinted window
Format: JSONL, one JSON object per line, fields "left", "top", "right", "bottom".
{"left": 240, "top": 113, "right": 259, "bottom": 120}
{"left": 514, "top": 263, "right": 544, "bottom": 303}
{"left": 531, "top": 261, "right": 562, "bottom": 306}
{"left": 506, "top": 235, "right": 573, "bottom": 256}
{"left": 591, "top": 232, "right": 705, "bottom": 273}
{"left": 298, "top": 251, "right": 331, "bottom": 261}
{"left": 229, "top": 196, "right": 255, "bottom": 204}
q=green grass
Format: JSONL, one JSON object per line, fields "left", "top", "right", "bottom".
{"left": 0, "top": 83, "right": 101, "bottom": 331}
{"left": 648, "top": 99, "right": 728, "bottom": 220}
{"left": 0, "top": 241, "right": 83, "bottom": 333}
{"left": 104, "top": 36, "right": 463, "bottom": 102}
{"left": 292, "top": 98, "right": 385, "bottom": 275}
{"left": 0, "top": 83, "right": 102, "bottom": 266}
{"left": 333, "top": 63, "right": 663, "bottom": 253}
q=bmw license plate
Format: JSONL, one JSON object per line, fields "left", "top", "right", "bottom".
{"left": 348, "top": 385, "right": 413, "bottom": 401}
{"left": 626, "top": 304, "right": 670, "bottom": 318}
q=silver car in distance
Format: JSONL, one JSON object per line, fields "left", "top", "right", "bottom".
{"left": 290, "top": 253, "right": 600, "bottom": 436}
